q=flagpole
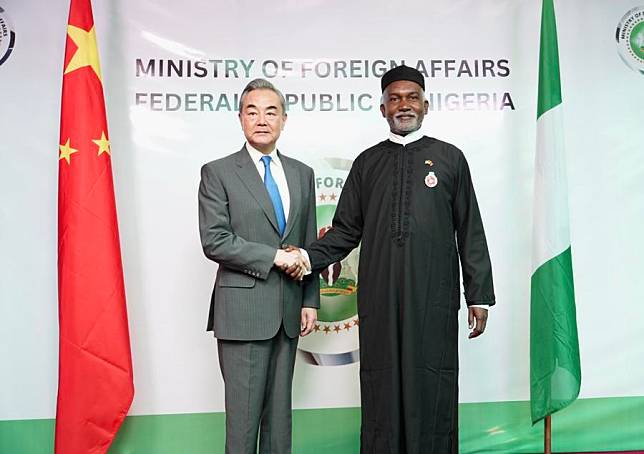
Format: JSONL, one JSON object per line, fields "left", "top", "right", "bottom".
{"left": 544, "top": 415, "right": 552, "bottom": 454}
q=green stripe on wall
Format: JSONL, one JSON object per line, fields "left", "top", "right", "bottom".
{"left": 2, "top": 397, "right": 643, "bottom": 453}
{"left": 460, "top": 397, "right": 644, "bottom": 453}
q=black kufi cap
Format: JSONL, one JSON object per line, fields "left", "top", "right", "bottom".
{"left": 380, "top": 65, "right": 425, "bottom": 92}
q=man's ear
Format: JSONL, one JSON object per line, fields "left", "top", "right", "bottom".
{"left": 380, "top": 104, "right": 386, "bottom": 118}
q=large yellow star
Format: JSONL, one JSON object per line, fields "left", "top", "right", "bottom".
{"left": 59, "top": 138, "right": 79, "bottom": 165}
{"left": 92, "top": 131, "right": 111, "bottom": 156}
{"left": 64, "top": 25, "right": 102, "bottom": 81}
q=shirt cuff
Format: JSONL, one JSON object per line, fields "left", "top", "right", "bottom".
{"left": 300, "top": 249, "right": 312, "bottom": 275}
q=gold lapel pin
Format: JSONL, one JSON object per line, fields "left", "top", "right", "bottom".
{"left": 424, "top": 159, "right": 434, "bottom": 167}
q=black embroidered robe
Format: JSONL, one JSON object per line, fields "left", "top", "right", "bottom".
{"left": 307, "top": 136, "right": 496, "bottom": 454}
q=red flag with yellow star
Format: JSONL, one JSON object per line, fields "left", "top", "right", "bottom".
{"left": 56, "top": 1, "right": 133, "bottom": 452}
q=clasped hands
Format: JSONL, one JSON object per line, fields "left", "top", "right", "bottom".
{"left": 273, "top": 245, "right": 310, "bottom": 281}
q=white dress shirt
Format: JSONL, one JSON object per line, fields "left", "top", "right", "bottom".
{"left": 245, "top": 142, "right": 290, "bottom": 220}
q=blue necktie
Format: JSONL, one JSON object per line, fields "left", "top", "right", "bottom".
{"left": 260, "top": 156, "right": 286, "bottom": 236}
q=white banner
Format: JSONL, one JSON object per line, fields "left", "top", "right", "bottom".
{"left": 1, "top": 0, "right": 643, "bottom": 423}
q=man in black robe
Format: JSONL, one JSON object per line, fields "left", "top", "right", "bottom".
{"left": 301, "top": 65, "right": 496, "bottom": 453}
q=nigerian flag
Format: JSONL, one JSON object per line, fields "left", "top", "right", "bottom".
{"left": 530, "top": 0, "right": 581, "bottom": 425}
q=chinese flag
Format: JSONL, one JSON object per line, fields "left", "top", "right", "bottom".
{"left": 56, "top": 1, "right": 134, "bottom": 453}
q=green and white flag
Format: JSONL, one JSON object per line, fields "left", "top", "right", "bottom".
{"left": 530, "top": 0, "right": 581, "bottom": 425}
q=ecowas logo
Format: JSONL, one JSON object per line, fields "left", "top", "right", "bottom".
{"left": 0, "top": 7, "right": 16, "bottom": 66}
{"left": 298, "top": 157, "right": 360, "bottom": 366}
{"left": 616, "top": 6, "right": 644, "bottom": 74}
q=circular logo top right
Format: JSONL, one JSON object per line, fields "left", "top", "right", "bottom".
{"left": 616, "top": 6, "right": 644, "bottom": 75}
{"left": 0, "top": 7, "right": 16, "bottom": 67}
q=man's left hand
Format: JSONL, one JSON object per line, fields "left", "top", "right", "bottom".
{"left": 468, "top": 307, "right": 488, "bottom": 339}
{"left": 300, "top": 308, "right": 317, "bottom": 337}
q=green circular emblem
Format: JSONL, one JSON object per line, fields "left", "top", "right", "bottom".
{"left": 616, "top": 6, "right": 644, "bottom": 74}
{"left": 629, "top": 21, "right": 644, "bottom": 60}
{"left": 297, "top": 157, "right": 361, "bottom": 367}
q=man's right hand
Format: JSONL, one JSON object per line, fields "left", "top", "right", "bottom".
{"left": 274, "top": 249, "right": 308, "bottom": 280}
{"left": 282, "top": 245, "right": 312, "bottom": 281}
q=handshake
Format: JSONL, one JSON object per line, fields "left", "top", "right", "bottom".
{"left": 273, "top": 245, "right": 311, "bottom": 281}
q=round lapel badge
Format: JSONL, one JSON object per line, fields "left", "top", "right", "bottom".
{"left": 424, "top": 171, "right": 438, "bottom": 188}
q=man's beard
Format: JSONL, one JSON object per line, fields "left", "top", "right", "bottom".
{"left": 392, "top": 114, "right": 421, "bottom": 134}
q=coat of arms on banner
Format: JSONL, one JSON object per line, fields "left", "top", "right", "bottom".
{"left": 298, "top": 157, "right": 360, "bottom": 366}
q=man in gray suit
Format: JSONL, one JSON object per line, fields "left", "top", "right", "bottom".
{"left": 198, "top": 79, "right": 319, "bottom": 454}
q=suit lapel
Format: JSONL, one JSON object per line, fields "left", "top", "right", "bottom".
{"left": 233, "top": 146, "right": 280, "bottom": 234}
{"left": 281, "top": 152, "right": 301, "bottom": 240}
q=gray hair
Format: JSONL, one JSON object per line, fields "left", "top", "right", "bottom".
{"left": 239, "top": 78, "right": 287, "bottom": 114}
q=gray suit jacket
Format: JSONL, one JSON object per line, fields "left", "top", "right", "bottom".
{"left": 198, "top": 145, "right": 320, "bottom": 340}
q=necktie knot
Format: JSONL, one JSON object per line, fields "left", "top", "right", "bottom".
{"left": 261, "top": 155, "right": 272, "bottom": 167}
